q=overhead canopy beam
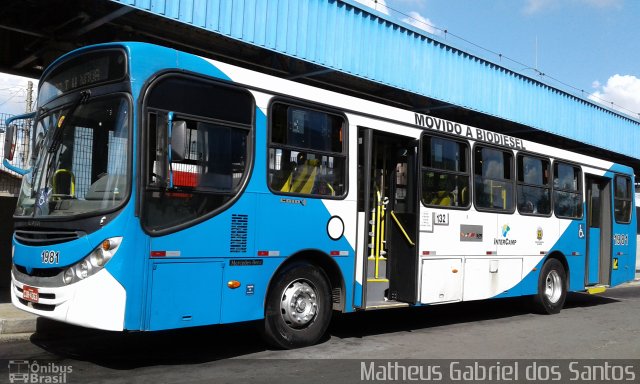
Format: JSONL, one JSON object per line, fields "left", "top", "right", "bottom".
{"left": 12, "top": 52, "right": 41, "bottom": 70}
{"left": 0, "top": 24, "right": 47, "bottom": 39}
{"left": 68, "top": 5, "right": 134, "bottom": 37}
{"left": 287, "top": 69, "right": 334, "bottom": 81}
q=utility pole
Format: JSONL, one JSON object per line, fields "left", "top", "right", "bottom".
{"left": 23, "top": 80, "right": 34, "bottom": 165}
{"left": 26, "top": 81, "right": 33, "bottom": 113}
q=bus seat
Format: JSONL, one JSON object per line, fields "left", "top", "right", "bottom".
{"left": 52, "top": 169, "right": 75, "bottom": 197}
{"left": 278, "top": 161, "right": 297, "bottom": 192}
{"left": 282, "top": 159, "right": 319, "bottom": 194}
{"left": 430, "top": 191, "right": 452, "bottom": 206}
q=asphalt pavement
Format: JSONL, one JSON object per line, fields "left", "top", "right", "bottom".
{"left": 1, "top": 271, "right": 639, "bottom": 343}
{"left": 0, "top": 281, "right": 639, "bottom": 384}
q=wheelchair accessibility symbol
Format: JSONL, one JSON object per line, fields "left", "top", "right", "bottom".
{"left": 37, "top": 187, "right": 51, "bottom": 207}
{"left": 578, "top": 224, "right": 585, "bottom": 239}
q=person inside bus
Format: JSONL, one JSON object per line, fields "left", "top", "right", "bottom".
{"left": 521, "top": 199, "right": 536, "bottom": 214}
{"left": 430, "top": 176, "right": 456, "bottom": 206}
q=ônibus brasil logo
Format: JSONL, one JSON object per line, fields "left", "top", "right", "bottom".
{"left": 8, "top": 360, "right": 73, "bottom": 383}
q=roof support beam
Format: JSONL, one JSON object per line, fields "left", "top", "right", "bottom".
{"left": 0, "top": 24, "right": 47, "bottom": 38}
{"left": 12, "top": 51, "right": 41, "bottom": 70}
{"left": 287, "top": 69, "right": 334, "bottom": 81}
{"left": 414, "top": 104, "right": 456, "bottom": 114}
{"left": 68, "top": 5, "right": 134, "bottom": 37}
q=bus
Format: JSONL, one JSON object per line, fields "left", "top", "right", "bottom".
{"left": 3, "top": 42, "right": 637, "bottom": 349}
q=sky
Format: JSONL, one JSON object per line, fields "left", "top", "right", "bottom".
{"left": 353, "top": 0, "right": 640, "bottom": 119}
{"left": 0, "top": 73, "right": 36, "bottom": 117}
{"left": 0, "top": 0, "right": 638, "bottom": 119}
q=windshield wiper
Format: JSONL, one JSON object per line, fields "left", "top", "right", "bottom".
{"left": 34, "top": 91, "right": 90, "bottom": 216}
{"left": 47, "top": 90, "right": 91, "bottom": 154}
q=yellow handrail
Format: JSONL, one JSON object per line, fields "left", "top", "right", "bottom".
{"left": 390, "top": 210, "right": 415, "bottom": 246}
{"left": 375, "top": 190, "right": 382, "bottom": 278}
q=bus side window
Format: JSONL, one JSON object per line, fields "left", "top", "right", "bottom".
{"left": 268, "top": 103, "right": 346, "bottom": 198}
{"left": 421, "top": 135, "right": 470, "bottom": 209}
{"left": 614, "top": 175, "right": 632, "bottom": 223}
{"left": 142, "top": 75, "right": 254, "bottom": 232}
{"left": 553, "top": 162, "right": 583, "bottom": 219}
{"left": 517, "top": 154, "right": 551, "bottom": 216}
{"left": 473, "top": 145, "right": 514, "bottom": 213}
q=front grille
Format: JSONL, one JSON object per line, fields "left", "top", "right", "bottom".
{"left": 16, "top": 265, "right": 64, "bottom": 278}
{"left": 32, "top": 303, "right": 55, "bottom": 311}
{"left": 20, "top": 300, "right": 56, "bottom": 311}
{"left": 15, "top": 228, "right": 85, "bottom": 246}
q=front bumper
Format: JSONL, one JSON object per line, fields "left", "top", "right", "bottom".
{"left": 11, "top": 268, "right": 126, "bottom": 331}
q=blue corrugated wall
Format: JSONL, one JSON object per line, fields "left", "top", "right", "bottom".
{"left": 111, "top": 0, "right": 640, "bottom": 160}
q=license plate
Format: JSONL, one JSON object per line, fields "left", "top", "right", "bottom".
{"left": 22, "top": 285, "right": 39, "bottom": 303}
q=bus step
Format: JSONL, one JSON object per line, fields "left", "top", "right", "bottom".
{"left": 365, "top": 301, "right": 409, "bottom": 310}
{"left": 586, "top": 285, "right": 608, "bottom": 294}
{"left": 365, "top": 278, "right": 390, "bottom": 306}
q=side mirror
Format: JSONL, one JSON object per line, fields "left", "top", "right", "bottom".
{"left": 170, "top": 121, "right": 186, "bottom": 162}
{"left": 3, "top": 111, "right": 36, "bottom": 176}
{"left": 3, "top": 124, "right": 17, "bottom": 161}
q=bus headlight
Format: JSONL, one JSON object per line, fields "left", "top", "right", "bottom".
{"left": 75, "top": 259, "right": 92, "bottom": 279}
{"left": 63, "top": 268, "right": 74, "bottom": 285}
{"left": 62, "top": 237, "right": 122, "bottom": 285}
{"left": 89, "top": 248, "right": 105, "bottom": 267}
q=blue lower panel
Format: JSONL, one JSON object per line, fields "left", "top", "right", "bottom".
{"left": 149, "top": 261, "right": 223, "bottom": 330}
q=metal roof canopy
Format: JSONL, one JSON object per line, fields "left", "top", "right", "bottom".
{"left": 1, "top": 0, "right": 639, "bottom": 173}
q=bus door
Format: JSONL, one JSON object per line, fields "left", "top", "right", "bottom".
{"left": 585, "top": 175, "right": 612, "bottom": 286}
{"left": 358, "top": 128, "right": 419, "bottom": 307}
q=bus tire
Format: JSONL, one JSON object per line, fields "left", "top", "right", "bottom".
{"left": 262, "top": 262, "right": 332, "bottom": 349}
{"left": 533, "top": 258, "right": 567, "bottom": 314}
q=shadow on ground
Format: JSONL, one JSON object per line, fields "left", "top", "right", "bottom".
{"left": 29, "top": 291, "right": 620, "bottom": 369}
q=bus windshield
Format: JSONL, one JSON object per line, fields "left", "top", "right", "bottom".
{"left": 15, "top": 95, "right": 130, "bottom": 218}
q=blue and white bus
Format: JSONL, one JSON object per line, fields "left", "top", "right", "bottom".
{"left": 3, "top": 42, "right": 637, "bottom": 348}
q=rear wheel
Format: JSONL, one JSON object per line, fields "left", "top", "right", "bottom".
{"left": 262, "top": 262, "right": 332, "bottom": 349}
{"left": 533, "top": 258, "right": 567, "bottom": 314}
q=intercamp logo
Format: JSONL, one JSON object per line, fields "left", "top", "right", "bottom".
{"left": 494, "top": 224, "right": 517, "bottom": 246}
{"left": 7, "top": 360, "right": 73, "bottom": 383}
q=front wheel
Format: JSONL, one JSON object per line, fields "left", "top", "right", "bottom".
{"left": 533, "top": 258, "right": 567, "bottom": 314}
{"left": 262, "top": 263, "right": 332, "bottom": 349}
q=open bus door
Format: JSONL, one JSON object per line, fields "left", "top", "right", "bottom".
{"left": 358, "top": 128, "right": 419, "bottom": 308}
{"left": 585, "top": 174, "right": 612, "bottom": 286}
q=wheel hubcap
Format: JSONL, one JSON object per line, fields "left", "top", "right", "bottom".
{"left": 544, "top": 270, "right": 562, "bottom": 303}
{"left": 280, "top": 279, "right": 318, "bottom": 328}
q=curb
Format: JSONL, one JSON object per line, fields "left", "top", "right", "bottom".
{"left": 0, "top": 332, "right": 33, "bottom": 343}
{"left": 0, "top": 303, "right": 37, "bottom": 338}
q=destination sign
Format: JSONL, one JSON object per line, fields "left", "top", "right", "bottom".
{"left": 39, "top": 50, "right": 126, "bottom": 105}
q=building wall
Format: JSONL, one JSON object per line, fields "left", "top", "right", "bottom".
{"left": 0, "top": 196, "right": 16, "bottom": 302}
